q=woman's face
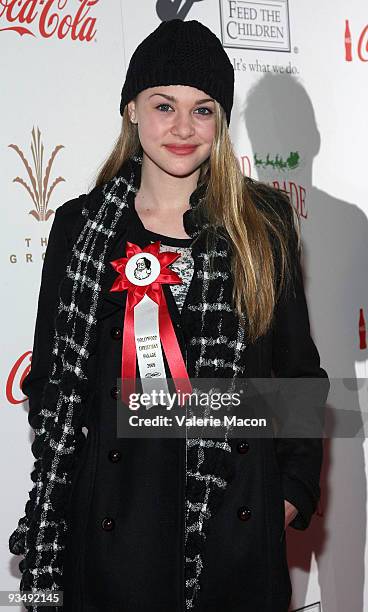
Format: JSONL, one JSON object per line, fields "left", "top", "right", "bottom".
{"left": 127, "top": 85, "right": 216, "bottom": 177}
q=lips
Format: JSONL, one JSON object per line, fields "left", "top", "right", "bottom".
{"left": 164, "top": 144, "right": 198, "bottom": 155}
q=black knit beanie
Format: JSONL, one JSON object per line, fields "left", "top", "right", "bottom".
{"left": 120, "top": 19, "right": 234, "bottom": 126}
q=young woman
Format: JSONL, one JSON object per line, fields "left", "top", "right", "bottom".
{"left": 9, "top": 19, "right": 329, "bottom": 612}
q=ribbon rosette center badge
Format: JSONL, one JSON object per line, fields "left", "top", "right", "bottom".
{"left": 109, "top": 241, "right": 192, "bottom": 408}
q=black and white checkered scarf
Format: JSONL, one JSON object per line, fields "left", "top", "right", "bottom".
{"left": 9, "top": 152, "right": 250, "bottom": 611}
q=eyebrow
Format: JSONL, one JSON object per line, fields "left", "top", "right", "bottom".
{"left": 149, "top": 93, "right": 215, "bottom": 104}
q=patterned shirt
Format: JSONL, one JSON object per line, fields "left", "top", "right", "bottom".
{"left": 144, "top": 228, "right": 194, "bottom": 313}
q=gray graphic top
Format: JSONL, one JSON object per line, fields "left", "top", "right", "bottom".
{"left": 145, "top": 228, "right": 194, "bottom": 313}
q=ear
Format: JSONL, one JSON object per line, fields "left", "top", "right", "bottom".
{"left": 127, "top": 100, "right": 137, "bottom": 124}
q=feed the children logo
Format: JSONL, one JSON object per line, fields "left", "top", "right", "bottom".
{"left": 219, "top": 0, "right": 291, "bottom": 51}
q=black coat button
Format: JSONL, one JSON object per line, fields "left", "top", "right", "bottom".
{"left": 237, "top": 440, "right": 249, "bottom": 454}
{"left": 110, "top": 327, "right": 122, "bottom": 340}
{"left": 237, "top": 506, "right": 251, "bottom": 521}
{"left": 108, "top": 449, "right": 121, "bottom": 463}
{"left": 110, "top": 386, "right": 118, "bottom": 399}
{"left": 101, "top": 517, "right": 115, "bottom": 531}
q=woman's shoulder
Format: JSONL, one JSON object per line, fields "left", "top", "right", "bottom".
{"left": 53, "top": 183, "right": 104, "bottom": 244}
{"left": 245, "top": 175, "right": 294, "bottom": 224}
{"left": 56, "top": 193, "right": 86, "bottom": 220}
{"left": 245, "top": 175, "right": 300, "bottom": 250}
{"left": 57, "top": 181, "right": 103, "bottom": 219}
{"left": 244, "top": 176, "right": 301, "bottom": 293}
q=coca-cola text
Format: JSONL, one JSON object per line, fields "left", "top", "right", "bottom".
{"left": 0, "top": 0, "right": 98, "bottom": 42}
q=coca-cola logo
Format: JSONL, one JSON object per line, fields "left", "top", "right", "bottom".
{"left": 6, "top": 351, "right": 31, "bottom": 404}
{"left": 345, "top": 19, "right": 368, "bottom": 62}
{"left": 0, "top": 0, "right": 98, "bottom": 42}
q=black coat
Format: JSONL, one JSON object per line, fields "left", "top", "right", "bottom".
{"left": 21, "top": 185, "right": 330, "bottom": 612}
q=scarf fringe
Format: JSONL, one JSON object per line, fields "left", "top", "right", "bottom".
{"left": 184, "top": 435, "right": 236, "bottom": 609}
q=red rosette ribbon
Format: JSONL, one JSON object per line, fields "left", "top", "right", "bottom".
{"left": 109, "top": 241, "right": 192, "bottom": 406}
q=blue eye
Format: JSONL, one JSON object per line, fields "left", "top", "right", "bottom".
{"left": 195, "top": 107, "right": 213, "bottom": 115}
{"left": 156, "top": 103, "right": 172, "bottom": 112}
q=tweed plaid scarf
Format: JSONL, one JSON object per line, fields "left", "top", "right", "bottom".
{"left": 9, "top": 152, "right": 248, "bottom": 611}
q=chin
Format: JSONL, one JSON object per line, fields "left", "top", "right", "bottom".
{"left": 159, "top": 151, "right": 207, "bottom": 178}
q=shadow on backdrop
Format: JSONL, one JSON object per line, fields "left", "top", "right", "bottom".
{"left": 243, "top": 72, "right": 368, "bottom": 612}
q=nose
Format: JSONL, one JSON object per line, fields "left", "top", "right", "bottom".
{"left": 171, "top": 110, "right": 195, "bottom": 139}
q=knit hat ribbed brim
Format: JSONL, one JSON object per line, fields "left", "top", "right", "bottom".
{"left": 120, "top": 19, "right": 234, "bottom": 126}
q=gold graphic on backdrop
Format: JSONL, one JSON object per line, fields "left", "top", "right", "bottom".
{"left": 9, "top": 126, "right": 65, "bottom": 221}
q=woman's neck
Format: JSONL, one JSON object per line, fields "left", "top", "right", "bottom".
{"left": 134, "top": 192, "right": 192, "bottom": 238}
{"left": 134, "top": 155, "right": 200, "bottom": 238}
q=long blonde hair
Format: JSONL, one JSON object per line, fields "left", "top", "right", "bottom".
{"left": 94, "top": 101, "right": 301, "bottom": 344}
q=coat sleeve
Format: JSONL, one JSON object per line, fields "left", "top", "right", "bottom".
{"left": 271, "top": 199, "right": 330, "bottom": 531}
{"left": 21, "top": 206, "right": 71, "bottom": 431}
{"left": 10, "top": 196, "right": 90, "bottom": 562}
{"left": 9, "top": 204, "right": 75, "bottom": 558}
